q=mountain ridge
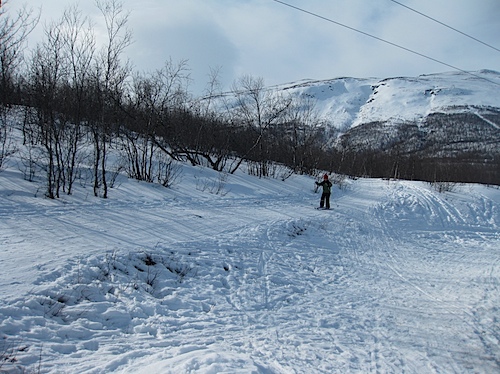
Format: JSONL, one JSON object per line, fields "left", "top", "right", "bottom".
{"left": 274, "top": 69, "right": 500, "bottom": 133}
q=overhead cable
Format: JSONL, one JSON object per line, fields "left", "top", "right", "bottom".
{"left": 389, "top": 0, "right": 500, "bottom": 53}
{"left": 270, "top": 0, "right": 500, "bottom": 86}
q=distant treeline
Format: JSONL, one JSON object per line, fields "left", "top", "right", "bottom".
{"left": 328, "top": 112, "right": 500, "bottom": 185}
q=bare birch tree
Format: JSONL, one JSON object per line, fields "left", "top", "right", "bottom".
{"left": 0, "top": 1, "right": 38, "bottom": 169}
{"left": 91, "top": 0, "right": 131, "bottom": 198}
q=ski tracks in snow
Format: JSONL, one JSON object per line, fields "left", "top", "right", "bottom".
{"left": 369, "top": 181, "right": 500, "bottom": 372}
{"left": 1, "top": 177, "right": 499, "bottom": 373}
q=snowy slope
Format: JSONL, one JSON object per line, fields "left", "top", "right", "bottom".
{"left": 277, "top": 70, "right": 500, "bottom": 131}
{"left": 1, "top": 156, "right": 500, "bottom": 373}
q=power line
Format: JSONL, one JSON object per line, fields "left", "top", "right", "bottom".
{"left": 270, "top": 0, "right": 500, "bottom": 86}
{"left": 389, "top": 0, "right": 500, "bottom": 53}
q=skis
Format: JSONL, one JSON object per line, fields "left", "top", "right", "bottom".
{"left": 315, "top": 207, "right": 331, "bottom": 210}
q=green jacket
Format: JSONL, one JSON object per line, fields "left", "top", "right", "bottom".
{"left": 316, "top": 180, "right": 332, "bottom": 193}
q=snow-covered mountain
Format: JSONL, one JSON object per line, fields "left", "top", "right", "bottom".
{"left": 268, "top": 70, "right": 500, "bottom": 174}
{"left": 207, "top": 70, "right": 499, "bottom": 182}
{"left": 277, "top": 69, "right": 500, "bottom": 133}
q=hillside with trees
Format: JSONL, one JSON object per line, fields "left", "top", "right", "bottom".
{"left": 1, "top": 1, "right": 499, "bottom": 202}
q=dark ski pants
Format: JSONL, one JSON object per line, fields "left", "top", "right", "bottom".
{"left": 320, "top": 192, "right": 331, "bottom": 209}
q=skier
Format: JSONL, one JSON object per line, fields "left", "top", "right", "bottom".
{"left": 315, "top": 174, "right": 332, "bottom": 209}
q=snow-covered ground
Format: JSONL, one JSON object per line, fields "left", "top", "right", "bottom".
{"left": 1, "top": 158, "right": 499, "bottom": 373}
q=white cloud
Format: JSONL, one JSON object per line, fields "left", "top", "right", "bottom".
{"left": 5, "top": 0, "right": 500, "bottom": 95}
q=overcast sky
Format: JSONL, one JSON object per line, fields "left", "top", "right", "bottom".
{"left": 7, "top": 0, "right": 500, "bottom": 95}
